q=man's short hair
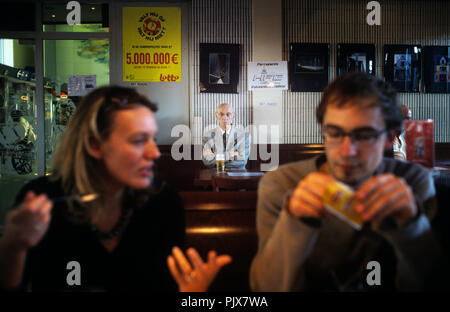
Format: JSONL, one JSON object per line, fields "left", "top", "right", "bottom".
{"left": 316, "top": 72, "right": 403, "bottom": 131}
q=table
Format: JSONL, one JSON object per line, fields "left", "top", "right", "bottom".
{"left": 432, "top": 165, "right": 450, "bottom": 185}
{"left": 436, "top": 161, "right": 450, "bottom": 167}
{"left": 194, "top": 169, "right": 265, "bottom": 190}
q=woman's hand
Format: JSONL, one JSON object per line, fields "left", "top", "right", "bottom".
{"left": 2, "top": 191, "right": 53, "bottom": 252}
{"left": 167, "top": 246, "right": 232, "bottom": 292}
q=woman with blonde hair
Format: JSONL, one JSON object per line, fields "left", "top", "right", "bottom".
{"left": 0, "top": 86, "right": 231, "bottom": 291}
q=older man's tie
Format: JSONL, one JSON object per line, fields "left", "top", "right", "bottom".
{"left": 223, "top": 132, "right": 227, "bottom": 151}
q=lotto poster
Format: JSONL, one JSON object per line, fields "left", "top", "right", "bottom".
{"left": 122, "top": 7, "right": 181, "bottom": 82}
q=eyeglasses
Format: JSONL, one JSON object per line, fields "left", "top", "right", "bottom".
{"left": 100, "top": 92, "right": 133, "bottom": 111}
{"left": 98, "top": 92, "right": 148, "bottom": 117}
{"left": 96, "top": 92, "right": 142, "bottom": 133}
{"left": 323, "top": 126, "right": 387, "bottom": 145}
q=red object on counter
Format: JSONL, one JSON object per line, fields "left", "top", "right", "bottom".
{"left": 405, "top": 120, "right": 435, "bottom": 168}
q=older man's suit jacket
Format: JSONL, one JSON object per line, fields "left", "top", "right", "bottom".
{"left": 202, "top": 125, "right": 251, "bottom": 169}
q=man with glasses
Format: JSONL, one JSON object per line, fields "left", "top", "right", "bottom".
{"left": 202, "top": 103, "right": 250, "bottom": 170}
{"left": 250, "top": 72, "right": 447, "bottom": 291}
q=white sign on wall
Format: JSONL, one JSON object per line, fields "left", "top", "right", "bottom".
{"left": 67, "top": 75, "right": 97, "bottom": 96}
{"left": 248, "top": 61, "right": 288, "bottom": 91}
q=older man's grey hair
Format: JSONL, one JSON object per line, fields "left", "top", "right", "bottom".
{"left": 216, "top": 103, "right": 234, "bottom": 114}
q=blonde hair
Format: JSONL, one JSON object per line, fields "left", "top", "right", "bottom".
{"left": 50, "top": 86, "right": 157, "bottom": 223}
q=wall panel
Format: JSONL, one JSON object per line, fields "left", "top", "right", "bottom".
{"left": 284, "top": 0, "right": 450, "bottom": 143}
{"left": 191, "top": 0, "right": 253, "bottom": 144}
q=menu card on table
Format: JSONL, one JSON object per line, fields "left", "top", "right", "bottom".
{"left": 226, "top": 172, "right": 265, "bottom": 177}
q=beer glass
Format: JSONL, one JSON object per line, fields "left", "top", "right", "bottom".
{"left": 216, "top": 153, "right": 225, "bottom": 173}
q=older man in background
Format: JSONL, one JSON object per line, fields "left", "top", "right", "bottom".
{"left": 202, "top": 103, "right": 250, "bottom": 170}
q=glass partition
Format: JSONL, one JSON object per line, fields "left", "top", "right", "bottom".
{"left": 0, "top": 37, "right": 110, "bottom": 227}
{"left": 0, "top": 39, "right": 37, "bottom": 224}
{"left": 43, "top": 39, "right": 110, "bottom": 173}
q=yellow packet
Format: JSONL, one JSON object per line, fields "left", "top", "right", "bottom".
{"left": 323, "top": 181, "right": 363, "bottom": 230}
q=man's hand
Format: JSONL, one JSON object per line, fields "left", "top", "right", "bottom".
{"left": 288, "top": 172, "right": 335, "bottom": 219}
{"left": 355, "top": 173, "right": 418, "bottom": 227}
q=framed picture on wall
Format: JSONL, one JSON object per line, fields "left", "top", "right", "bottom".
{"left": 424, "top": 46, "right": 450, "bottom": 93}
{"left": 383, "top": 45, "right": 422, "bottom": 92}
{"left": 289, "top": 43, "right": 329, "bottom": 92}
{"left": 337, "top": 43, "right": 376, "bottom": 76}
{"left": 199, "top": 43, "right": 240, "bottom": 93}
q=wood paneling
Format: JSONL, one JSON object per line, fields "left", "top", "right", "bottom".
{"left": 157, "top": 143, "right": 450, "bottom": 190}
{"left": 180, "top": 191, "right": 257, "bottom": 291}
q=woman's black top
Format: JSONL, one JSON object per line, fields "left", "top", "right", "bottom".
{"left": 12, "top": 176, "right": 185, "bottom": 291}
